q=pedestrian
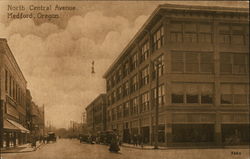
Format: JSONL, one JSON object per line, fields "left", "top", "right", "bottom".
{"left": 31, "top": 137, "right": 37, "bottom": 148}
{"left": 133, "top": 134, "right": 137, "bottom": 146}
{"left": 109, "top": 132, "right": 120, "bottom": 153}
{"left": 43, "top": 136, "right": 46, "bottom": 144}
{"left": 138, "top": 134, "right": 143, "bottom": 148}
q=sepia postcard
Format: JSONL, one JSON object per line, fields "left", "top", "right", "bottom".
{"left": 0, "top": 1, "right": 249, "bottom": 159}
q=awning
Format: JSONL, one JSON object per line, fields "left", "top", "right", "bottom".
{"left": 4, "top": 119, "right": 30, "bottom": 133}
{"left": 4, "top": 119, "right": 19, "bottom": 131}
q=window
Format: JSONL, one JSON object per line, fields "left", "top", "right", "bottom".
{"left": 110, "top": 91, "right": 116, "bottom": 104}
{"left": 15, "top": 83, "right": 18, "bottom": 101}
{"left": 111, "top": 108, "right": 116, "bottom": 121}
{"left": 171, "top": 51, "right": 213, "bottom": 73}
{"left": 5, "top": 70, "right": 8, "bottom": 93}
{"left": 141, "top": 92, "right": 150, "bottom": 112}
{"left": 9, "top": 75, "right": 12, "bottom": 96}
{"left": 199, "top": 33, "right": 212, "bottom": 43}
{"left": 220, "top": 53, "right": 248, "bottom": 74}
{"left": 186, "top": 84, "right": 199, "bottom": 104}
{"left": 171, "top": 84, "right": 184, "bottom": 104}
{"left": 153, "top": 26, "right": 164, "bottom": 51}
{"left": 111, "top": 74, "right": 116, "bottom": 87}
{"left": 171, "top": 83, "right": 214, "bottom": 105}
{"left": 130, "top": 97, "right": 139, "bottom": 115}
{"left": 131, "top": 53, "right": 138, "bottom": 71}
{"left": 152, "top": 55, "right": 165, "bottom": 80}
{"left": 185, "top": 53, "right": 199, "bottom": 73}
{"left": 123, "top": 102, "right": 130, "bottom": 117}
{"left": 184, "top": 23, "right": 197, "bottom": 43}
{"left": 200, "top": 53, "right": 213, "bottom": 73}
{"left": 171, "top": 52, "right": 184, "bottom": 72}
{"left": 201, "top": 84, "right": 213, "bottom": 104}
{"left": 123, "top": 61, "right": 130, "bottom": 77}
{"left": 116, "top": 68, "right": 122, "bottom": 83}
{"left": 13, "top": 81, "right": 16, "bottom": 100}
{"left": 219, "top": 24, "right": 231, "bottom": 44}
{"left": 141, "top": 41, "right": 150, "bottom": 62}
{"left": 140, "top": 66, "right": 149, "bottom": 87}
{"left": 107, "top": 95, "right": 111, "bottom": 106}
{"left": 117, "top": 86, "right": 122, "bottom": 100}
{"left": 152, "top": 84, "right": 165, "bottom": 108}
{"left": 107, "top": 79, "right": 111, "bottom": 91}
{"left": 220, "top": 53, "right": 232, "bottom": 73}
{"left": 231, "top": 25, "right": 245, "bottom": 45}
{"left": 219, "top": 24, "right": 246, "bottom": 45}
{"left": 117, "top": 105, "right": 122, "bottom": 119}
{"left": 107, "top": 110, "right": 111, "bottom": 121}
{"left": 198, "top": 23, "right": 212, "bottom": 43}
{"left": 170, "top": 22, "right": 182, "bottom": 42}
{"left": 123, "top": 81, "right": 129, "bottom": 97}
{"left": 233, "top": 54, "right": 247, "bottom": 74}
{"left": 221, "top": 84, "right": 248, "bottom": 105}
{"left": 131, "top": 74, "right": 138, "bottom": 93}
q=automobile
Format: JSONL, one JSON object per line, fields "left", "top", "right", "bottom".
{"left": 98, "top": 131, "right": 113, "bottom": 145}
{"left": 47, "top": 132, "right": 57, "bottom": 142}
{"left": 79, "top": 134, "right": 89, "bottom": 143}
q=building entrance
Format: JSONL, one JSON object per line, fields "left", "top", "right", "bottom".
{"left": 222, "top": 124, "right": 249, "bottom": 145}
{"left": 141, "top": 126, "right": 150, "bottom": 144}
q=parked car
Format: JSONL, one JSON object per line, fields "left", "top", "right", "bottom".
{"left": 47, "top": 132, "right": 57, "bottom": 143}
{"left": 79, "top": 134, "right": 89, "bottom": 143}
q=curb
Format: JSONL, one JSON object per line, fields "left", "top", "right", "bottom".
{"left": 121, "top": 144, "right": 250, "bottom": 150}
{"left": 121, "top": 144, "right": 167, "bottom": 150}
{"left": 1, "top": 143, "right": 45, "bottom": 154}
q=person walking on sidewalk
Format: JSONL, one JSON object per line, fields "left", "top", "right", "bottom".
{"left": 31, "top": 137, "right": 37, "bottom": 148}
{"left": 138, "top": 134, "right": 143, "bottom": 148}
{"left": 133, "top": 134, "right": 138, "bottom": 146}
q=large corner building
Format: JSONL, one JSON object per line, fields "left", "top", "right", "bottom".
{"left": 102, "top": 4, "right": 249, "bottom": 147}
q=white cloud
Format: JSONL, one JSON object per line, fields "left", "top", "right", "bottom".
{"left": 2, "top": 10, "right": 148, "bottom": 128}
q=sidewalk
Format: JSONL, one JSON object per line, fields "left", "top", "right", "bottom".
{"left": 121, "top": 143, "right": 167, "bottom": 150}
{"left": 121, "top": 143, "right": 250, "bottom": 150}
{"left": 1, "top": 141, "right": 44, "bottom": 153}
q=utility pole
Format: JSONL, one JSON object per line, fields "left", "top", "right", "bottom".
{"left": 43, "top": 105, "right": 45, "bottom": 136}
{"left": 154, "top": 60, "right": 160, "bottom": 149}
{"left": 0, "top": 100, "right": 4, "bottom": 148}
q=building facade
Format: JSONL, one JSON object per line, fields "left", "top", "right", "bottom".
{"left": 0, "top": 39, "right": 30, "bottom": 148}
{"left": 103, "top": 4, "right": 249, "bottom": 146}
{"left": 86, "top": 94, "right": 107, "bottom": 135}
{"left": 30, "top": 102, "right": 45, "bottom": 139}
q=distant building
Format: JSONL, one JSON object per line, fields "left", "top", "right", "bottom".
{"left": 103, "top": 4, "right": 249, "bottom": 147}
{"left": 30, "top": 102, "right": 45, "bottom": 138}
{"left": 0, "top": 39, "right": 30, "bottom": 148}
{"left": 86, "top": 94, "right": 107, "bottom": 135}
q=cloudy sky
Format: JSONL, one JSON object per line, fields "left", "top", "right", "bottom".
{"left": 0, "top": 1, "right": 248, "bottom": 128}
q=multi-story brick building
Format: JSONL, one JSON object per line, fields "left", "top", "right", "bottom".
{"left": 0, "top": 38, "right": 30, "bottom": 148}
{"left": 86, "top": 94, "right": 107, "bottom": 135}
{"left": 103, "top": 4, "right": 249, "bottom": 146}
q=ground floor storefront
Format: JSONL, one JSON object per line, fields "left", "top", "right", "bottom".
{"left": 1, "top": 119, "right": 30, "bottom": 148}
{"left": 107, "top": 112, "right": 249, "bottom": 147}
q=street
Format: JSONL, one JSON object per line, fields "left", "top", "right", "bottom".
{"left": 1, "top": 139, "right": 249, "bottom": 159}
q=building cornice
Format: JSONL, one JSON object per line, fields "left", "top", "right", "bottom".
{"left": 102, "top": 3, "right": 248, "bottom": 78}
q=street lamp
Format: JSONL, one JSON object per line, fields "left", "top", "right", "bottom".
{"left": 154, "top": 59, "right": 161, "bottom": 149}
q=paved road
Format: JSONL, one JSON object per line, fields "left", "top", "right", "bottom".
{"left": 1, "top": 139, "right": 249, "bottom": 159}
